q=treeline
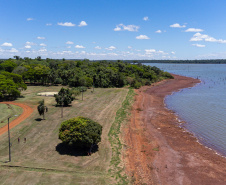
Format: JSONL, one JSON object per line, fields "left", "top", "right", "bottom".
{"left": 0, "top": 57, "right": 173, "bottom": 99}
{"left": 121, "top": 59, "right": 226, "bottom": 64}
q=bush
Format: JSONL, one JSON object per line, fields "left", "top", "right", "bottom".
{"left": 59, "top": 117, "right": 102, "bottom": 151}
{"left": 133, "top": 81, "right": 142, "bottom": 89}
{"left": 54, "top": 87, "right": 75, "bottom": 106}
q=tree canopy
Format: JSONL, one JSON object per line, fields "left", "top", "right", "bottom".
{"left": 37, "top": 99, "right": 48, "bottom": 120}
{"left": 59, "top": 117, "right": 102, "bottom": 150}
{"left": 54, "top": 87, "right": 75, "bottom": 106}
{"left": 1, "top": 58, "right": 173, "bottom": 89}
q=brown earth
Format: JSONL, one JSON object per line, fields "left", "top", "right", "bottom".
{"left": 123, "top": 74, "right": 226, "bottom": 185}
{"left": 0, "top": 102, "right": 33, "bottom": 136}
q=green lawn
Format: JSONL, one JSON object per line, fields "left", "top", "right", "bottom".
{"left": 0, "top": 104, "right": 23, "bottom": 128}
{"left": 0, "top": 86, "right": 131, "bottom": 185}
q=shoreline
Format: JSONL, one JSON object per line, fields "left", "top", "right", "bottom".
{"left": 123, "top": 74, "right": 226, "bottom": 184}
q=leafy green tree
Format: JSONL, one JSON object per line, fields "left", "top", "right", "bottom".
{"left": 59, "top": 116, "right": 102, "bottom": 153}
{"left": 54, "top": 87, "right": 75, "bottom": 106}
{"left": 0, "top": 60, "right": 17, "bottom": 72}
{"left": 37, "top": 99, "right": 48, "bottom": 120}
{"left": 13, "top": 56, "right": 20, "bottom": 60}
{"left": 0, "top": 75, "right": 20, "bottom": 99}
{"left": 1, "top": 71, "right": 27, "bottom": 91}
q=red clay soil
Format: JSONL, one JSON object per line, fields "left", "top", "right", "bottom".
{"left": 0, "top": 102, "right": 33, "bottom": 136}
{"left": 123, "top": 74, "right": 226, "bottom": 185}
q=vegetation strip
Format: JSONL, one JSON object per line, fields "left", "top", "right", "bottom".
{"left": 108, "top": 88, "right": 135, "bottom": 184}
{"left": 0, "top": 165, "right": 105, "bottom": 175}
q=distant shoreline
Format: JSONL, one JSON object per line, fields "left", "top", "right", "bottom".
{"left": 123, "top": 74, "right": 226, "bottom": 184}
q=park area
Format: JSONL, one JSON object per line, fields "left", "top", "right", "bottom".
{"left": 0, "top": 85, "right": 132, "bottom": 184}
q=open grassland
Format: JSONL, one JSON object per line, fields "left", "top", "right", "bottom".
{"left": 0, "top": 86, "right": 131, "bottom": 185}
{"left": 0, "top": 104, "right": 23, "bottom": 129}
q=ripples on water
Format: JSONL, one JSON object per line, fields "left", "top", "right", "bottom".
{"left": 146, "top": 63, "right": 226, "bottom": 156}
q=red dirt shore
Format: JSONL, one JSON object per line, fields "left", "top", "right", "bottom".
{"left": 123, "top": 74, "right": 226, "bottom": 185}
{"left": 0, "top": 102, "right": 33, "bottom": 136}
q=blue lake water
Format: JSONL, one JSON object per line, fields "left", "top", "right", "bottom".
{"left": 146, "top": 63, "right": 226, "bottom": 157}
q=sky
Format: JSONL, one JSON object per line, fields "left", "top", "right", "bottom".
{"left": 1, "top": 0, "right": 226, "bottom": 60}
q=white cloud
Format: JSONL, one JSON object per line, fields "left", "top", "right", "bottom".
{"left": 114, "top": 24, "right": 139, "bottom": 32}
{"left": 105, "top": 46, "right": 116, "bottom": 50}
{"left": 9, "top": 48, "right": 18, "bottom": 53}
{"left": 78, "top": 21, "right": 87, "bottom": 27}
{"left": 114, "top": 26, "right": 121, "bottom": 31}
{"left": 46, "top": 23, "right": 52, "bottom": 26}
{"left": 190, "top": 32, "right": 226, "bottom": 43}
{"left": 25, "top": 45, "right": 31, "bottom": 49}
{"left": 145, "top": 49, "right": 156, "bottom": 53}
{"left": 67, "top": 46, "right": 71, "bottom": 49}
{"left": 26, "top": 41, "right": 36, "bottom": 45}
{"left": 143, "top": 16, "right": 149, "bottom": 21}
{"left": 39, "top": 48, "right": 47, "bottom": 52}
{"left": 37, "top": 36, "right": 45, "bottom": 39}
{"left": 66, "top": 41, "right": 74, "bottom": 45}
{"left": 171, "top": 51, "right": 175, "bottom": 54}
{"left": 170, "top": 23, "right": 186, "bottom": 28}
{"left": 108, "top": 52, "right": 118, "bottom": 56}
{"left": 136, "top": 35, "right": 150, "bottom": 39}
{"left": 185, "top": 28, "right": 204, "bottom": 32}
{"left": 128, "top": 46, "right": 132, "bottom": 49}
{"left": 40, "top": 43, "right": 46, "bottom": 46}
{"left": 145, "top": 49, "right": 168, "bottom": 55}
{"left": 155, "top": 30, "right": 162, "bottom": 33}
{"left": 57, "top": 22, "right": 76, "bottom": 27}
{"left": 75, "top": 45, "right": 85, "bottom": 49}
{"left": 95, "top": 46, "right": 101, "bottom": 49}
{"left": 27, "top": 18, "right": 34, "bottom": 21}
{"left": 192, "top": 44, "right": 206, "bottom": 47}
{"left": 1, "top": 42, "right": 13, "bottom": 47}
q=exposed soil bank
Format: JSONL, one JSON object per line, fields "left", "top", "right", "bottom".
{"left": 123, "top": 74, "right": 226, "bottom": 185}
{"left": 0, "top": 102, "right": 33, "bottom": 136}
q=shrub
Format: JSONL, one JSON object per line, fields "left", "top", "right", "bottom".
{"left": 54, "top": 87, "right": 75, "bottom": 106}
{"left": 59, "top": 117, "right": 102, "bottom": 152}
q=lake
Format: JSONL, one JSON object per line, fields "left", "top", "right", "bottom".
{"left": 146, "top": 63, "right": 226, "bottom": 157}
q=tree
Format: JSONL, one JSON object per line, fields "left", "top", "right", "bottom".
{"left": 0, "top": 60, "right": 17, "bottom": 72}
{"left": 13, "top": 56, "right": 20, "bottom": 60}
{"left": 0, "top": 74, "right": 21, "bottom": 99}
{"left": 59, "top": 116, "right": 102, "bottom": 154}
{"left": 37, "top": 99, "right": 48, "bottom": 120}
{"left": 54, "top": 87, "right": 75, "bottom": 106}
{"left": 1, "top": 71, "right": 27, "bottom": 91}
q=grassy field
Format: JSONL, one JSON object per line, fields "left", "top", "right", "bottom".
{"left": 0, "top": 85, "right": 132, "bottom": 185}
{"left": 0, "top": 104, "right": 23, "bottom": 128}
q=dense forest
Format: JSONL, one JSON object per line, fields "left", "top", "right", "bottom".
{"left": 0, "top": 57, "right": 173, "bottom": 100}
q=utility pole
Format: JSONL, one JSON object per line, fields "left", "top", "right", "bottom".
{"left": 61, "top": 97, "right": 64, "bottom": 118}
{"left": 8, "top": 117, "right": 11, "bottom": 162}
{"left": 7, "top": 115, "right": 17, "bottom": 162}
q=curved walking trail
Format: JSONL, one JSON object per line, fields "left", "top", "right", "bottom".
{"left": 0, "top": 102, "right": 33, "bottom": 136}
{"left": 123, "top": 74, "right": 226, "bottom": 185}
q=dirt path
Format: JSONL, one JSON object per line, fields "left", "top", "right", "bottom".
{"left": 0, "top": 102, "right": 33, "bottom": 136}
{"left": 123, "top": 74, "right": 226, "bottom": 185}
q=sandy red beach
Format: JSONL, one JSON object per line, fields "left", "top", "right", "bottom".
{"left": 123, "top": 74, "right": 226, "bottom": 185}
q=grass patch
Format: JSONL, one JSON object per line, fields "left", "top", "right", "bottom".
{"left": 0, "top": 86, "right": 130, "bottom": 184}
{"left": 152, "top": 147, "right": 159, "bottom": 151}
{"left": 108, "top": 88, "right": 135, "bottom": 184}
{"left": 0, "top": 104, "right": 23, "bottom": 128}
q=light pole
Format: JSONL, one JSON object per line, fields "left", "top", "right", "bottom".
{"left": 61, "top": 95, "right": 64, "bottom": 118}
{"left": 8, "top": 115, "right": 17, "bottom": 162}
{"left": 7, "top": 117, "right": 11, "bottom": 162}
